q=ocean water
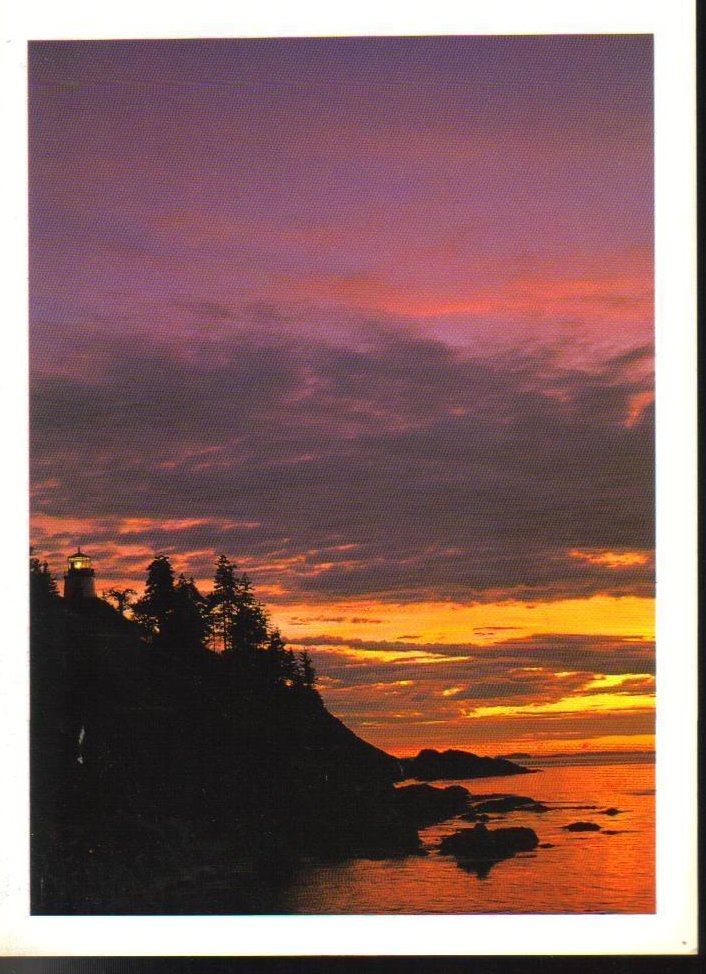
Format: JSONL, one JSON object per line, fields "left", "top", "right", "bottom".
{"left": 280, "top": 754, "right": 655, "bottom": 914}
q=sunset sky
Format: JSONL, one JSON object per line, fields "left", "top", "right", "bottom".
{"left": 29, "top": 36, "right": 654, "bottom": 756}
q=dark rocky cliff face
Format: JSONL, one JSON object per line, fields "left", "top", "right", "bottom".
{"left": 31, "top": 594, "right": 411, "bottom": 913}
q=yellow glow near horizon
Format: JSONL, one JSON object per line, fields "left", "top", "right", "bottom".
{"left": 382, "top": 734, "right": 656, "bottom": 759}
{"left": 583, "top": 673, "right": 655, "bottom": 691}
{"left": 309, "top": 645, "right": 474, "bottom": 665}
{"left": 267, "top": 594, "right": 654, "bottom": 646}
{"left": 466, "top": 692, "right": 655, "bottom": 719}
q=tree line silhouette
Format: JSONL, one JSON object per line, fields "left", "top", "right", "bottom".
{"left": 101, "top": 553, "right": 317, "bottom": 691}
{"left": 29, "top": 547, "right": 317, "bottom": 693}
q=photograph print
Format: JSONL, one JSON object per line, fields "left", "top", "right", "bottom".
{"left": 29, "top": 34, "right": 656, "bottom": 915}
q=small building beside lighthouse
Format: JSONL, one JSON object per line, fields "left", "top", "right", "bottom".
{"left": 63, "top": 547, "right": 97, "bottom": 600}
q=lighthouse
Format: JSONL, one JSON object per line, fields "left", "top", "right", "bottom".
{"left": 63, "top": 547, "right": 97, "bottom": 600}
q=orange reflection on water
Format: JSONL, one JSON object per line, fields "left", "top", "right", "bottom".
{"left": 283, "top": 756, "right": 655, "bottom": 914}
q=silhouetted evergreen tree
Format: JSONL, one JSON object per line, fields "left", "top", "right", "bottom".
{"left": 282, "top": 648, "right": 299, "bottom": 688}
{"left": 266, "top": 629, "right": 289, "bottom": 687}
{"left": 298, "top": 651, "right": 317, "bottom": 691}
{"left": 132, "top": 555, "right": 175, "bottom": 644}
{"left": 30, "top": 548, "right": 59, "bottom": 606}
{"left": 229, "top": 573, "right": 269, "bottom": 656}
{"left": 173, "top": 574, "right": 210, "bottom": 653}
{"left": 209, "top": 555, "right": 239, "bottom": 653}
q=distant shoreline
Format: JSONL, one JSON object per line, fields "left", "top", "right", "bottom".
{"left": 528, "top": 750, "right": 655, "bottom": 767}
{"left": 389, "top": 748, "right": 655, "bottom": 765}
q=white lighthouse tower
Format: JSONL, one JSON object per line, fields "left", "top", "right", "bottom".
{"left": 63, "top": 547, "right": 97, "bottom": 600}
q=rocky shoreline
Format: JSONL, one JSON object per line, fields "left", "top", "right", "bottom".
{"left": 389, "top": 780, "right": 628, "bottom": 878}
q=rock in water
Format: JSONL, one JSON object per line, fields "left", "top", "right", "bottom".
{"left": 401, "top": 748, "right": 531, "bottom": 781}
{"left": 439, "top": 823, "right": 539, "bottom": 863}
{"left": 394, "top": 783, "right": 471, "bottom": 826}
